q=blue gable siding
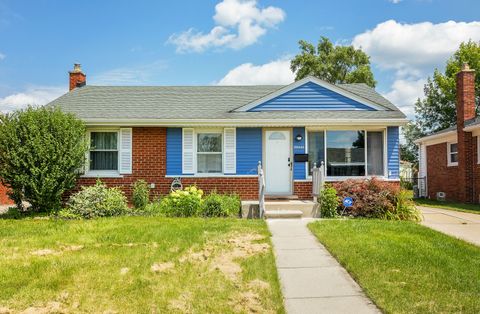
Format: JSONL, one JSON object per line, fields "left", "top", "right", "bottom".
{"left": 166, "top": 128, "right": 182, "bottom": 176}
{"left": 293, "top": 127, "right": 306, "bottom": 180}
{"left": 249, "top": 82, "right": 375, "bottom": 111}
{"left": 236, "top": 128, "right": 262, "bottom": 175}
{"left": 387, "top": 126, "right": 400, "bottom": 179}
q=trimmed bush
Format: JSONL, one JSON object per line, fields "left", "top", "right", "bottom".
{"left": 319, "top": 185, "right": 339, "bottom": 218}
{"left": 159, "top": 186, "right": 203, "bottom": 217}
{"left": 0, "top": 106, "right": 87, "bottom": 212}
{"left": 60, "top": 180, "right": 129, "bottom": 219}
{"left": 132, "top": 180, "right": 150, "bottom": 210}
{"left": 201, "top": 192, "right": 241, "bottom": 217}
{"left": 333, "top": 178, "right": 399, "bottom": 218}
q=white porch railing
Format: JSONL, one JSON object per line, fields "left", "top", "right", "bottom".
{"left": 312, "top": 161, "right": 325, "bottom": 202}
{"left": 258, "top": 161, "right": 266, "bottom": 218}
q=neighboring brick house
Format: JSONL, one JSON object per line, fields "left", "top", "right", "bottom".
{"left": 49, "top": 64, "right": 406, "bottom": 201}
{"left": 416, "top": 64, "right": 479, "bottom": 203}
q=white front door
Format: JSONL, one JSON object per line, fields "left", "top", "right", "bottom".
{"left": 265, "top": 130, "right": 292, "bottom": 195}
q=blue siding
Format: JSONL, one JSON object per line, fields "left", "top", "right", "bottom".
{"left": 249, "top": 82, "right": 375, "bottom": 111}
{"left": 387, "top": 126, "right": 400, "bottom": 179}
{"left": 166, "top": 128, "right": 182, "bottom": 176}
{"left": 236, "top": 128, "right": 262, "bottom": 175}
{"left": 293, "top": 127, "right": 306, "bottom": 180}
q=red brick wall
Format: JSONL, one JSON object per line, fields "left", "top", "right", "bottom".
{"left": 426, "top": 143, "right": 461, "bottom": 201}
{"left": 0, "top": 183, "right": 13, "bottom": 205}
{"left": 474, "top": 136, "right": 480, "bottom": 203}
{"left": 74, "top": 127, "right": 259, "bottom": 201}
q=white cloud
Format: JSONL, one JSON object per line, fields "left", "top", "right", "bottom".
{"left": 353, "top": 20, "right": 480, "bottom": 76}
{"left": 382, "top": 78, "right": 426, "bottom": 118}
{"left": 0, "top": 52, "right": 5, "bottom": 60}
{"left": 168, "top": 0, "right": 285, "bottom": 53}
{"left": 217, "top": 58, "right": 294, "bottom": 85}
{"left": 353, "top": 20, "right": 480, "bottom": 118}
{"left": 0, "top": 86, "right": 65, "bottom": 113}
{"left": 388, "top": 0, "right": 402, "bottom": 3}
{"left": 90, "top": 60, "right": 167, "bottom": 85}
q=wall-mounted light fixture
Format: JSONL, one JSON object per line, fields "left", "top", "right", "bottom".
{"left": 295, "top": 134, "right": 303, "bottom": 142}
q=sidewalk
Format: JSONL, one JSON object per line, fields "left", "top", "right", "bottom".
{"left": 267, "top": 219, "right": 379, "bottom": 314}
{"left": 419, "top": 206, "right": 480, "bottom": 246}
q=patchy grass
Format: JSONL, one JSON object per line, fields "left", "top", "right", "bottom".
{"left": 415, "top": 198, "right": 480, "bottom": 215}
{"left": 0, "top": 217, "right": 284, "bottom": 313}
{"left": 309, "top": 219, "right": 480, "bottom": 314}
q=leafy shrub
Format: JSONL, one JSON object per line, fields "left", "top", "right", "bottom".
{"left": 0, "top": 207, "right": 22, "bottom": 219}
{"left": 319, "top": 185, "right": 339, "bottom": 218}
{"left": 0, "top": 106, "right": 87, "bottom": 212}
{"left": 60, "top": 180, "right": 129, "bottom": 219}
{"left": 333, "top": 178, "right": 400, "bottom": 218}
{"left": 132, "top": 180, "right": 150, "bottom": 210}
{"left": 159, "top": 186, "right": 203, "bottom": 217}
{"left": 201, "top": 192, "right": 241, "bottom": 217}
{"left": 391, "top": 190, "right": 421, "bottom": 222}
{"left": 400, "top": 178, "right": 414, "bottom": 190}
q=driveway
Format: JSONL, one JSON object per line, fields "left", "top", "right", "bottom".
{"left": 419, "top": 206, "right": 480, "bottom": 246}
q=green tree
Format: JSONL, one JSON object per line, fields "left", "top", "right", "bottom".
{"left": 415, "top": 40, "right": 480, "bottom": 135}
{"left": 290, "top": 36, "right": 376, "bottom": 87}
{"left": 0, "top": 106, "right": 87, "bottom": 212}
{"left": 404, "top": 40, "right": 480, "bottom": 164}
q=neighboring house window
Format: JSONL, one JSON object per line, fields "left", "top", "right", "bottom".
{"left": 307, "top": 130, "right": 385, "bottom": 177}
{"left": 90, "top": 131, "right": 119, "bottom": 171}
{"left": 197, "top": 132, "right": 222, "bottom": 173}
{"left": 447, "top": 142, "right": 458, "bottom": 166}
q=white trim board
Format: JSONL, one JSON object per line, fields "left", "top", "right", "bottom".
{"left": 83, "top": 118, "right": 407, "bottom": 127}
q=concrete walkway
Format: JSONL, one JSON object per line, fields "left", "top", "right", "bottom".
{"left": 267, "top": 219, "right": 379, "bottom": 314}
{"left": 419, "top": 206, "right": 480, "bottom": 246}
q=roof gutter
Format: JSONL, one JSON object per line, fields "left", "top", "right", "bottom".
{"left": 463, "top": 123, "right": 480, "bottom": 132}
{"left": 414, "top": 130, "right": 456, "bottom": 145}
{"left": 82, "top": 118, "right": 408, "bottom": 127}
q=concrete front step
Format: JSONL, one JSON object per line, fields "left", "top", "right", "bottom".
{"left": 265, "top": 200, "right": 317, "bottom": 217}
{"left": 265, "top": 209, "right": 304, "bottom": 219}
{"left": 241, "top": 200, "right": 318, "bottom": 218}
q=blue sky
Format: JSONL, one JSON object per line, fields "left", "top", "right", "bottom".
{"left": 1, "top": 0, "right": 480, "bottom": 117}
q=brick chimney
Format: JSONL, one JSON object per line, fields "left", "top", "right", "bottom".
{"left": 69, "top": 63, "right": 86, "bottom": 91}
{"left": 456, "top": 63, "right": 476, "bottom": 203}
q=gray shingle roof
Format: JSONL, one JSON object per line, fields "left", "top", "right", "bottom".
{"left": 50, "top": 82, "right": 406, "bottom": 121}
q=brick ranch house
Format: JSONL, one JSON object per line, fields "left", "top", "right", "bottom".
{"left": 416, "top": 64, "right": 479, "bottom": 203}
{"left": 0, "top": 64, "right": 406, "bottom": 204}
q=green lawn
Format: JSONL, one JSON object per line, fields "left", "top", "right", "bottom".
{"left": 0, "top": 217, "right": 284, "bottom": 313}
{"left": 309, "top": 219, "right": 480, "bottom": 314}
{"left": 415, "top": 198, "right": 480, "bottom": 215}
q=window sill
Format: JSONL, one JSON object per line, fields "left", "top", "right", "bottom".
{"left": 165, "top": 174, "right": 257, "bottom": 178}
{"left": 81, "top": 171, "right": 123, "bottom": 178}
{"left": 447, "top": 163, "right": 458, "bottom": 167}
{"left": 297, "top": 175, "right": 398, "bottom": 182}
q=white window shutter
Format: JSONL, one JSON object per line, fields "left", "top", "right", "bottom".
{"left": 119, "top": 128, "right": 133, "bottom": 174}
{"left": 223, "top": 128, "right": 236, "bottom": 174}
{"left": 182, "top": 128, "right": 194, "bottom": 174}
{"left": 77, "top": 132, "right": 90, "bottom": 174}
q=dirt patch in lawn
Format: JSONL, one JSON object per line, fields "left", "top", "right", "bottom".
{"left": 151, "top": 262, "right": 175, "bottom": 273}
{"left": 177, "top": 232, "right": 272, "bottom": 313}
